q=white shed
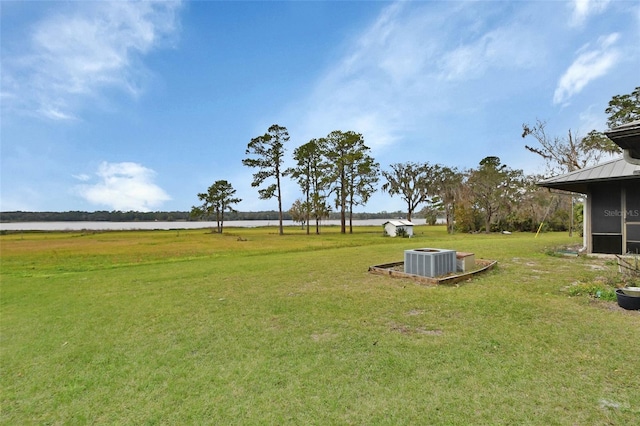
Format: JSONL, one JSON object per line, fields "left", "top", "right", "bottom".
{"left": 383, "top": 220, "right": 415, "bottom": 237}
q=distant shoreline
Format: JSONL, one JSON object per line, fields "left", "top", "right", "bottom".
{"left": 0, "top": 219, "right": 402, "bottom": 231}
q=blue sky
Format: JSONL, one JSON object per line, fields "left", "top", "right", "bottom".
{"left": 1, "top": 0, "right": 638, "bottom": 213}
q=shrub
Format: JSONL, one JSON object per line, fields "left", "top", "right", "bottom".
{"left": 396, "top": 227, "right": 409, "bottom": 238}
{"left": 567, "top": 282, "right": 617, "bottom": 301}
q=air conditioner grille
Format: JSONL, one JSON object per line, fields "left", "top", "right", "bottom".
{"left": 404, "top": 248, "right": 456, "bottom": 278}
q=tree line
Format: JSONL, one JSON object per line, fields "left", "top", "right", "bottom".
{"left": 1, "top": 211, "right": 192, "bottom": 222}
{"left": 0, "top": 210, "right": 406, "bottom": 223}
{"left": 194, "top": 126, "right": 380, "bottom": 234}
{"left": 193, "top": 87, "right": 638, "bottom": 235}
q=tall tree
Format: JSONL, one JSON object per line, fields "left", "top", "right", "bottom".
{"left": 430, "top": 165, "right": 463, "bottom": 234}
{"left": 466, "top": 156, "right": 522, "bottom": 233}
{"left": 345, "top": 146, "right": 379, "bottom": 234}
{"left": 583, "top": 86, "right": 640, "bottom": 153}
{"left": 605, "top": 86, "right": 640, "bottom": 128}
{"left": 381, "top": 162, "right": 434, "bottom": 222}
{"left": 190, "top": 180, "right": 241, "bottom": 233}
{"left": 323, "top": 130, "right": 375, "bottom": 234}
{"left": 242, "top": 124, "right": 289, "bottom": 235}
{"left": 310, "top": 139, "right": 332, "bottom": 234}
{"left": 286, "top": 139, "right": 329, "bottom": 234}
{"left": 454, "top": 182, "right": 484, "bottom": 233}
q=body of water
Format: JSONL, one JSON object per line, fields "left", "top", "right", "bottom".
{"left": 0, "top": 219, "right": 402, "bottom": 231}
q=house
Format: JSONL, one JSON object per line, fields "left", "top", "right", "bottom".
{"left": 538, "top": 120, "right": 640, "bottom": 254}
{"left": 383, "top": 220, "right": 415, "bottom": 237}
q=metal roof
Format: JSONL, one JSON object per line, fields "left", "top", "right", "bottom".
{"left": 383, "top": 220, "right": 415, "bottom": 227}
{"left": 537, "top": 157, "right": 640, "bottom": 193}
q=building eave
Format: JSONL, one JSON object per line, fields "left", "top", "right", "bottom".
{"left": 537, "top": 158, "right": 640, "bottom": 193}
{"left": 605, "top": 119, "right": 640, "bottom": 161}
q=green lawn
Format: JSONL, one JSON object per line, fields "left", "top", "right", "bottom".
{"left": 1, "top": 226, "right": 638, "bottom": 424}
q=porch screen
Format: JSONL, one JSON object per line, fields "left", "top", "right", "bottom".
{"left": 591, "top": 185, "right": 621, "bottom": 233}
{"left": 626, "top": 182, "right": 640, "bottom": 253}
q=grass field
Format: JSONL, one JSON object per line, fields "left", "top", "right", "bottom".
{"left": 1, "top": 225, "right": 639, "bottom": 424}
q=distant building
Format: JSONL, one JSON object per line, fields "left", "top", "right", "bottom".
{"left": 538, "top": 120, "right": 640, "bottom": 254}
{"left": 383, "top": 220, "right": 415, "bottom": 237}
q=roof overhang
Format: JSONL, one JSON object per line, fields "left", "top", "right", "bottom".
{"left": 605, "top": 120, "right": 640, "bottom": 163}
{"left": 537, "top": 158, "right": 640, "bottom": 194}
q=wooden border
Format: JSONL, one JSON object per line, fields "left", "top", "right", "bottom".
{"left": 368, "top": 259, "right": 497, "bottom": 286}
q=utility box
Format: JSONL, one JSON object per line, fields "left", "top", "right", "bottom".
{"left": 456, "top": 252, "right": 475, "bottom": 272}
{"left": 404, "top": 248, "right": 456, "bottom": 278}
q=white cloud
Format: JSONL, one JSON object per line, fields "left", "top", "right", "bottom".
{"left": 289, "top": 2, "right": 437, "bottom": 151}
{"left": 1, "top": 1, "right": 181, "bottom": 120}
{"left": 570, "top": 0, "right": 611, "bottom": 27}
{"left": 553, "top": 33, "right": 620, "bottom": 105}
{"left": 39, "top": 106, "right": 77, "bottom": 121}
{"left": 289, "top": 1, "right": 541, "bottom": 152}
{"left": 72, "top": 173, "right": 91, "bottom": 182}
{"left": 76, "top": 162, "right": 171, "bottom": 212}
{"left": 438, "top": 25, "right": 539, "bottom": 81}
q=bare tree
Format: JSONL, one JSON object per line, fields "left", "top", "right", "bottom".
{"left": 523, "top": 88, "right": 640, "bottom": 174}
{"left": 521, "top": 120, "right": 601, "bottom": 173}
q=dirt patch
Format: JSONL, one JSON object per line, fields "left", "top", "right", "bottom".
{"left": 310, "top": 331, "right": 338, "bottom": 342}
{"left": 390, "top": 323, "right": 412, "bottom": 334}
{"left": 588, "top": 299, "right": 640, "bottom": 314}
{"left": 415, "top": 328, "right": 444, "bottom": 336}
{"left": 587, "top": 264, "right": 608, "bottom": 271}
{"left": 390, "top": 322, "right": 443, "bottom": 336}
